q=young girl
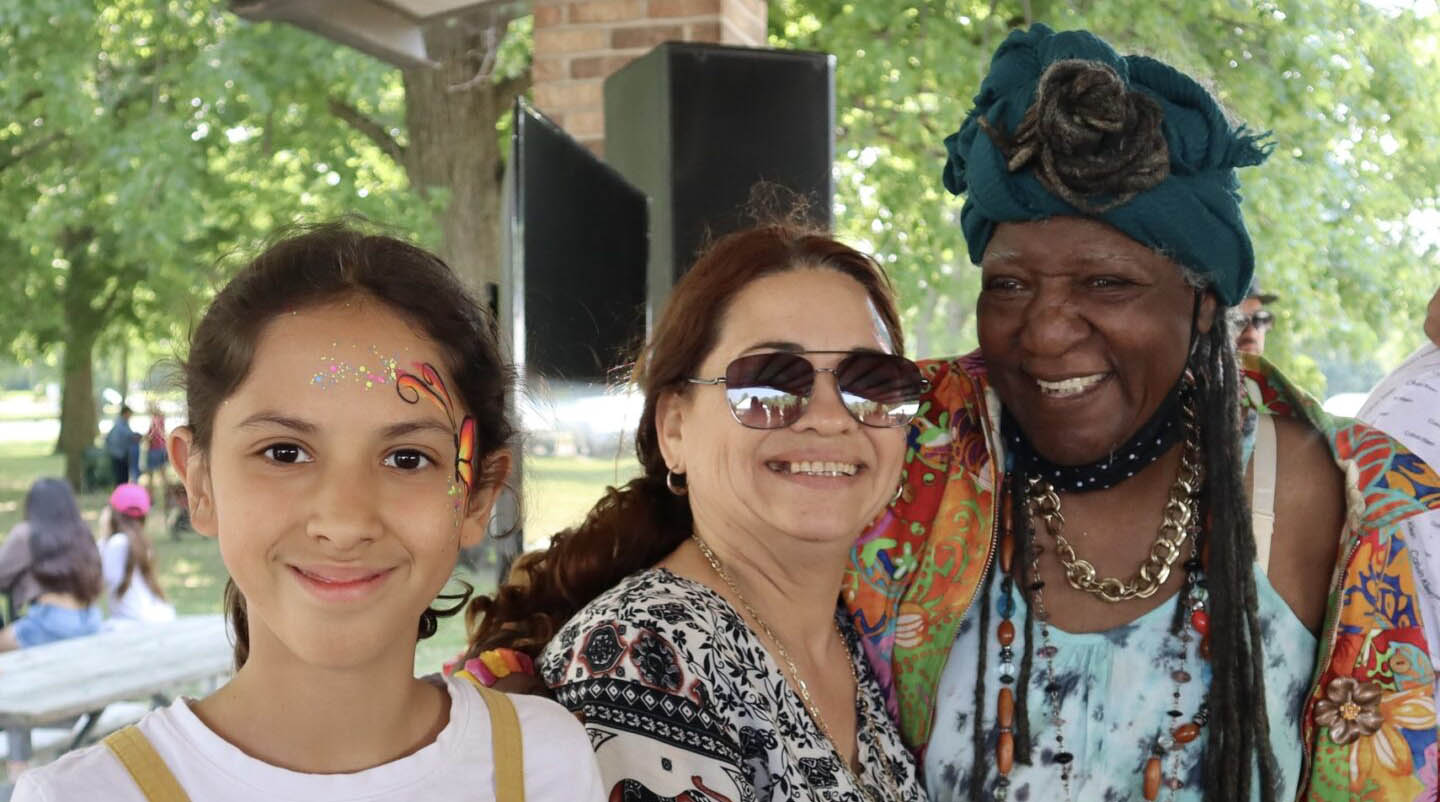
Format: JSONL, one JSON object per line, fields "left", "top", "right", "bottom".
{"left": 0, "top": 477, "right": 103, "bottom": 651}
{"left": 16, "top": 225, "right": 603, "bottom": 801}
{"left": 100, "top": 483, "right": 176, "bottom": 626}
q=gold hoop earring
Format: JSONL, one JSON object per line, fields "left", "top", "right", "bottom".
{"left": 666, "top": 469, "right": 688, "bottom": 496}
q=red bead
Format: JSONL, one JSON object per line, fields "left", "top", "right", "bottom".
{"left": 996, "top": 730, "right": 1015, "bottom": 774}
{"left": 997, "top": 619, "right": 1016, "bottom": 646}
{"left": 1190, "top": 610, "right": 1210, "bottom": 636}
{"left": 1143, "top": 757, "right": 1162, "bottom": 800}
{"left": 997, "top": 687, "right": 1015, "bottom": 728}
{"left": 1173, "top": 723, "right": 1200, "bottom": 744}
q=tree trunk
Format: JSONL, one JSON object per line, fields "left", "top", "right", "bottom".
{"left": 54, "top": 228, "right": 104, "bottom": 490}
{"left": 58, "top": 322, "right": 100, "bottom": 490}
{"left": 400, "top": 13, "right": 528, "bottom": 295}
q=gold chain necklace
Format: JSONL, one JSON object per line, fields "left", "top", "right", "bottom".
{"left": 1028, "top": 399, "right": 1203, "bottom": 603}
{"left": 690, "top": 534, "right": 886, "bottom": 799}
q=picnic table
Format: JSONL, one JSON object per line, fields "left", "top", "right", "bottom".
{"left": 0, "top": 615, "right": 232, "bottom": 762}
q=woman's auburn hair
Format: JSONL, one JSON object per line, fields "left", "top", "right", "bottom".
{"left": 465, "top": 223, "right": 906, "bottom": 659}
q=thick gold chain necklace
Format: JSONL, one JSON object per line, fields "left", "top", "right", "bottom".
{"left": 691, "top": 535, "right": 886, "bottom": 799}
{"left": 1028, "top": 399, "right": 1203, "bottom": 603}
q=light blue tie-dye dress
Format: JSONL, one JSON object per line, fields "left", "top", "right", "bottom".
{"left": 924, "top": 564, "right": 1315, "bottom": 802}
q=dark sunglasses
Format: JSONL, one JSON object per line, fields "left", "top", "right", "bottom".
{"left": 687, "top": 350, "right": 930, "bottom": 429}
{"left": 1230, "top": 309, "right": 1275, "bottom": 331}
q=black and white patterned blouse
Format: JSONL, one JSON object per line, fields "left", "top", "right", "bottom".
{"left": 540, "top": 568, "right": 927, "bottom": 802}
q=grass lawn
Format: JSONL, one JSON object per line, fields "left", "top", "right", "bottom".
{"left": 0, "top": 438, "right": 637, "bottom": 782}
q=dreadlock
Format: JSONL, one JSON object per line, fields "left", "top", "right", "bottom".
{"left": 1193, "top": 304, "right": 1279, "bottom": 801}
{"left": 970, "top": 313, "right": 1278, "bottom": 802}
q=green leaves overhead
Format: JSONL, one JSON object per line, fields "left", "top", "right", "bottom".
{"left": 0, "top": 0, "right": 431, "bottom": 357}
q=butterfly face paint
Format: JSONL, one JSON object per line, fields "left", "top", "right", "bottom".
{"left": 394, "top": 363, "right": 478, "bottom": 502}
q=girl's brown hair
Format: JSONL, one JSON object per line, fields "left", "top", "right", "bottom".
{"left": 466, "top": 223, "right": 905, "bottom": 660}
{"left": 181, "top": 223, "right": 515, "bottom": 668}
{"left": 107, "top": 511, "right": 165, "bottom": 602}
{"left": 25, "top": 478, "right": 103, "bottom": 606}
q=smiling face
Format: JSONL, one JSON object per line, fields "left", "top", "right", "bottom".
{"left": 977, "top": 217, "right": 1216, "bottom": 466}
{"left": 657, "top": 267, "right": 907, "bottom": 548}
{"left": 172, "top": 297, "right": 505, "bottom": 671}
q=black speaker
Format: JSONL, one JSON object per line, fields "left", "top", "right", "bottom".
{"left": 500, "top": 98, "right": 648, "bottom": 382}
{"left": 603, "top": 42, "right": 835, "bottom": 319}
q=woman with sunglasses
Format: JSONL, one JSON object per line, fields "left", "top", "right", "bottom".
{"left": 461, "top": 224, "right": 930, "bottom": 801}
{"left": 847, "top": 25, "right": 1440, "bottom": 802}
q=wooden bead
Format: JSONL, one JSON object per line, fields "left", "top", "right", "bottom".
{"left": 996, "top": 730, "right": 1015, "bottom": 774}
{"left": 999, "top": 532, "right": 1015, "bottom": 574}
{"left": 1143, "top": 756, "right": 1163, "bottom": 800}
{"left": 1173, "top": 722, "right": 1200, "bottom": 744}
{"left": 997, "top": 619, "right": 1016, "bottom": 646}
{"left": 997, "top": 687, "right": 1015, "bottom": 728}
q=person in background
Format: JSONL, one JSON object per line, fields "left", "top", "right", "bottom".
{"left": 1356, "top": 285, "right": 1440, "bottom": 468}
{"left": 0, "top": 478, "right": 103, "bottom": 652}
{"left": 104, "top": 405, "right": 139, "bottom": 488}
{"left": 1232, "top": 280, "right": 1277, "bottom": 356}
{"left": 100, "top": 483, "right": 175, "bottom": 627}
{"left": 143, "top": 406, "right": 168, "bottom": 502}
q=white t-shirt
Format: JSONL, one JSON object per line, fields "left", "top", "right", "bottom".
{"left": 14, "top": 675, "right": 605, "bottom": 802}
{"left": 1357, "top": 343, "right": 1440, "bottom": 468}
{"left": 101, "top": 534, "right": 176, "bottom": 625}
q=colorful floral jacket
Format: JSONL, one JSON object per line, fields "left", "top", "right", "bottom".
{"left": 844, "top": 352, "right": 1440, "bottom": 800}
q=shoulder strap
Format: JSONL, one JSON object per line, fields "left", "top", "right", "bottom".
{"left": 458, "top": 671, "right": 527, "bottom": 802}
{"left": 103, "top": 726, "right": 192, "bottom": 802}
{"left": 1251, "top": 413, "right": 1278, "bottom": 575}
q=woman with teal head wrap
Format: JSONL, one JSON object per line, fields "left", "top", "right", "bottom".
{"left": 845, "top": 23, "right": 1440, "bottom": 802}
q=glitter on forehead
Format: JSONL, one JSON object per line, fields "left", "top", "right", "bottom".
{"left": 310, "top": 344, "right": 401, "bottom": 390}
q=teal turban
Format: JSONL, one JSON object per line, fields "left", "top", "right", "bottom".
{"left": 943, "top": 24, "right": 1270, "bottom": 306}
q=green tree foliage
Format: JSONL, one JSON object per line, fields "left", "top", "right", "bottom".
{"left": 0, "top": 0, "right": 433, "bottom": 484}
{"left": 772, "top": 0, "right": 1440, "bottom": 394}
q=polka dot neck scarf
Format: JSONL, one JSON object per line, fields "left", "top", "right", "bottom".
{"left": 1001, "top": 378, "right": 1187, "bottom": 493}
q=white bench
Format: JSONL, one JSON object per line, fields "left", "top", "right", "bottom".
{"left": 0, "top": 615, "right": 232, "bottom": 763}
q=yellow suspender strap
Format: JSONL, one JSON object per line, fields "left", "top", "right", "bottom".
{"left": 457, "top": 670, "right": 527, "bottom": 802}
{"left": 103, "top": 726, "right": 193, "bottom": 802}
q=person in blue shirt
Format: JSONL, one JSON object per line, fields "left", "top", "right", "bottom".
{"left": 104, "top": 406, "right": 139, "bottom": 488}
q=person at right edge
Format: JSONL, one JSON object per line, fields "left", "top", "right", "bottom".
{"left": 846, "top": 24, "right": 1440, "bottom": 802}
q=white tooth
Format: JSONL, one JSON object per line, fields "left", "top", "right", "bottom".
{"left": 1037, "top": 373, "right": 1105, "bottom": 396}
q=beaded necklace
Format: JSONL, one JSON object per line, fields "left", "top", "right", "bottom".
{"left": 988, "top": 466, "right": 1212, "bottom": 801}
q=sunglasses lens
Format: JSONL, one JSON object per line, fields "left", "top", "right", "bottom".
{"left": 835, "top": 353, "right": 928, "bottom": 427}
{"left": 723, "top": 352, "right": 813, "bottom": 429}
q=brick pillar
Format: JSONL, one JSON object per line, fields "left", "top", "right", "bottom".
{"left": 532, "top": 0, "right": 768, "bottom": 154}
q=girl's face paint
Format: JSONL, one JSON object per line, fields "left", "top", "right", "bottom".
{"left": 393, "top": 363, "right": 479, "bottom": 503}
{"left": 310, "top": 345, "right": 401, "bottom": 390}
{"left": 187, "top": 297, "right": 498, "bottom": 671}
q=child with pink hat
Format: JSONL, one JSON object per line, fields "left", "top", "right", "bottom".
{"left": 101, "top": 483, "right": 175, "bottom": 626}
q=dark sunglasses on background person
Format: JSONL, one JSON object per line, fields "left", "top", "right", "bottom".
{"left": 687, "top": 350, "right": 930, "bottom": 429}
{"left": 1230, "top": 309, "right": 1275, "bottom": 331}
